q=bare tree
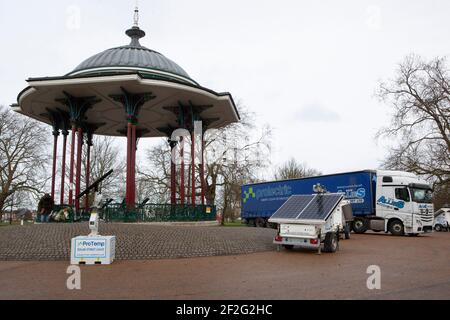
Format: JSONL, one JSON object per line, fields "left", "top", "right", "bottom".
{"left": 0, "top": 106, "right": 49, "bottom": 217}
{"left": 377, "top": 55, "right": 450, "bottom": 191}
{"left": 200, "top": 106, "right": 272, "bottom": 224}
{"left": 138, "top": 104, "right": 272, "bottom": 224}
{"left": 81, "top": 136, "right": 125, "bottom": 205}
{"left": 433, "top": 184, "right": 450, "bottom": 210}
{"left": 137, "top": 143, "right": 172, "bottom": 204}
{"left": 205, "top": 106, "right": 271, "bottom": 210}
{"left": 274, "top": 158, "right": 322, "bottom": 180}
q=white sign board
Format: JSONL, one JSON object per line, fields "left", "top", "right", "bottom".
{"left": 71, "top": 236, "right": 116, "bottom": 265}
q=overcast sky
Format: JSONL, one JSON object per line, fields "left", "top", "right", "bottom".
{"left": 1, "top": 0, "right": 449, "bottom": 178}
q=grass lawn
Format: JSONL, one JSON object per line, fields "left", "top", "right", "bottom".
{"left": 223, "top": 221, "right": 247, "bottom": 227}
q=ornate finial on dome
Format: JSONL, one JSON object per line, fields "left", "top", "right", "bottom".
{"left": 126, "top": 3, "right": 146, "bottom": 47}
{"left": 133, "top": 3, "right": 140, "bottom": 27}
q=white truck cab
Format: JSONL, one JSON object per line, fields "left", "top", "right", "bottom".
{"left": 353, "top": 170, "right": 434, "bottom": 236}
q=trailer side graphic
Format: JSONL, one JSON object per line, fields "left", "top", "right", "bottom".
{"left": 242, "top": 170, "right": 375, "bottom": 220}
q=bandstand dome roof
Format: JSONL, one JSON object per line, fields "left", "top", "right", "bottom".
{"left": 67, "top": 26, "right": 195, "bottom": 85}
{"left": 13, "top": 10, "right": 240, "bottom": 138}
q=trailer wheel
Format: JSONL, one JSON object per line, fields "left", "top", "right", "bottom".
{"left": 435, "top": 224, "right": 442, "bottom": 232}
{"left": 388, "top": 220, "right": 404, "bottom": 236}
{"left": 246, "top": 219, "right": 256, "bottom": 227}
{"left": 324, "top": 232, "right": 339, "bottom": 253}
{"left": 283, "top": 245, "right": 294, "bottom": 250}
{"left": 352, "top": 218, "right": 368, "bottom": 234}
{"left": 255, "top": 217, "right": 266, "bottom": 228}
{"left": 267, "top": 222, "right": 277, "bottom": 229}
{"left": 344, "top": 223, "right": 351, "bottom": 240}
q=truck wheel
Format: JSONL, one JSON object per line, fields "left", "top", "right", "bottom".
{"left": 246, "top": 219, "right": 256, "bottom": 227}
{"left": 283, "top": 245, "right": 294, "bottom": 250}
{"left": 344, "top": 223, "right": 351, "bottom": 240}
{"left": 255, "top": 218, "right": 266, "bottom": 228}
{"left": 389, "top": 220, "right": 405, "bottom": 236}
{"left": 352, "top": 218, "right": 368, "bottom": 234}
{"left": 435, "top": 224, "right": 442, "bottom": 232}
{"left": 324, "top": 232, "right": 339, "bottom": 253}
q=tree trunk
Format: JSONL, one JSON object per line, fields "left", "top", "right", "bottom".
{"left": 0, "top": 198, "right": 5, "bottom": 220}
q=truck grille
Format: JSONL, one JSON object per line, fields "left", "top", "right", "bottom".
{"left": 419, "top": 214, "right": 433, "bottom": 223}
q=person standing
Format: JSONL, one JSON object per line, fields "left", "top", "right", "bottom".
{"left": 38, "top": 194, "right": 54, "bottom": 223}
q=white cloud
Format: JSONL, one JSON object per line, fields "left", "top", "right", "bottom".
{"left": 295, "top": 104, "right": 341, "bottom": 123}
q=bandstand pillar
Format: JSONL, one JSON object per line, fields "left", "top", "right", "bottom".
{"left": 123, "top": 120, "right": 139, "bottom": 209}
{"left": 131, "top": 123, "right": 137, "bottom": 206}
{"left": 170, "top": 140, "right": 177, "bottom": 205}
{"left": 200, "top": 135, "right": 206, "bottom": 206}
{"left": 126, "top": 122, "right": 132, "bottom": 208}
{"left": 60, "top": 130, "right": 68, "bottom": 205}
{"left": 46, "top": 109, "right": 62, "bottom": 203}
{"left": 68, "top": 125, "right": 76, "bottom": 206}
{"left": 163, "top": 102, "right": 215, "bottom": 207}
{"left": 75, "top": 127, "right": 83, "bottom": 212}
{"left": 55, "top": 110, "right": 71, "bottom": 205}
{"left": 180, "top": 138, "right": 185, "bottom": 206}
{"left": 125, "top": 121, "right": 137, "bottom": 209}
{"left": 110, "top": 88, "right": 156, "bottom": 209}
{"left": 85, "top": 131, "right": 93, "bottom": 210}
{"left": 191, "top": 131, "right": 196, "bottom": 207}
{"left": 51, "top": 129, "right": 59, "bottom": 202}
{"left": 56, "top": 92, "right": 101, "bottom": 209}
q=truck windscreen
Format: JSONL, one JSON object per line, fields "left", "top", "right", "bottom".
{"left": 410, "top": 188, "right": 433, "bottom": 203}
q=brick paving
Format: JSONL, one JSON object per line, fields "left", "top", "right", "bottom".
{"left": 0, "top": 223, "right": 277, "bottom": 261}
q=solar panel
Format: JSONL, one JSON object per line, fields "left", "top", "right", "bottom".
{"left": 270, "top": 195, "right": 315, "bottom": 220}
{"left": 298, "top": 194, "right": 343, "bottom": 221}
{"left": 269, "top": 193, "right": 344, "bottom": 222}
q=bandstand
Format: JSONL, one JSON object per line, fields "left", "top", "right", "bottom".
{"left": 12, "top": 8, "right": 240, "bottom": 222}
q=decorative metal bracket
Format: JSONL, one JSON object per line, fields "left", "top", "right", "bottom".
{"left": 41, "top": 109, "right": 61, "bottom": 136}
{"left": 110, "top": 87, "right": 156, "bottom": 124}
{"left": 163, "top": 101, "right": 213, "bottom": 132}
{"left": 55, "top": 108, "right": 71, "bottom": 136}
{"left": 55, "top": 92, "right": 101, "bottom": 127}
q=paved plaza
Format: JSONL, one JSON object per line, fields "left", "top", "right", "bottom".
{"left": 1, "top": 232, "right": 449, "bottom": 300}
{"left": 0, "top": 223, "right": 277, "bottom": 261}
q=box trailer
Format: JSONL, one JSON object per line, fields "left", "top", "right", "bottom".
{"left": 241, "top": 170, "right": 434, "bottom": 236}
{"left": 269, "top": 192, "right": 354, "bottom": 253}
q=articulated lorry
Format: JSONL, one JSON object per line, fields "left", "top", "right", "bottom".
{"left": 241, "top": 170, "right": 434, "bottom": 236}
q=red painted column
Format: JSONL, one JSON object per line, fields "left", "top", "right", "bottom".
{"left": 191, "top": 132, "right": 196, "bottom": 207}
{"left": 68, "top": 126, "right": 76, "bottom": 206}
{"left": 126, "top": 122, "right": 132, "bottom": 208}
{"left": 170, "top": 142, "right": 176, "bottom": 205}
{"left": 85, "top": 142, "right": 91, "bottom": 210}
{"left": 180, "top": 138, "right": 185, "bottom": 206}
{"left": 75, "top": 127, "right": 83, "bottom": 212}
{"left": 51, "top": 131, "right": 59, "bottom": 201}
{"left": 60, "top": 131, "right": 68, "bottom": 205}
{"left": 131, "top": 124, "right": 137, "bottom": 207}
{"left": 200, "top": 135, "right": 205, "bottom": 206}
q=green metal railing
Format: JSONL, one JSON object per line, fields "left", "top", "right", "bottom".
{"left": 103, "top": 204, "right": 217, "bottom": 223}
{"left": 35, "top": 204, "right": 217, "bottom": 223}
